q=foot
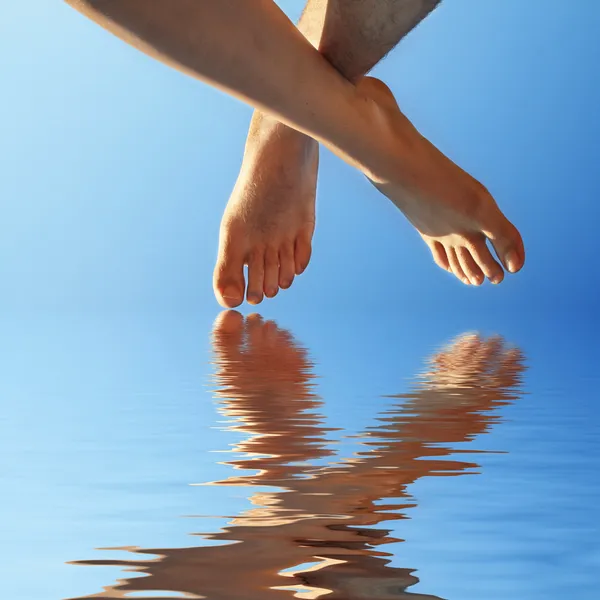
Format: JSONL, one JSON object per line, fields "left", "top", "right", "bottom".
{"left": 357, "top": 77, "right": 525, "bottom": 285}
{"left": 211, "top": 310, "right": 328, "bottom": 483}
{"left": 213, "top": 114, "right": 318, "bottom": 307}
{"left": 424, "top": 333, "right": 525, "bottom": 390}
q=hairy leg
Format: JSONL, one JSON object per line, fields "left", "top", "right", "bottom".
{"left": 215, "top": 0, "right": 443, "bottom": 306}
{"left": 301, "top": 0, "right": 441, "bottom": 81}
{"left": 66, "top": 0, "right": 525, "bottom": 294}
{"left": 65, "top": 0, "right": 382, "bottom": 167}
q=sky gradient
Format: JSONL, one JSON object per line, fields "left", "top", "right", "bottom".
{"left": 1, "top": 0, "right": 599, "bottom": 316}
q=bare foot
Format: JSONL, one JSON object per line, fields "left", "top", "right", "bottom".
{"left": 358, "top": 77, "right": 525, "bottom": 285}
{"left": 213, "top": 114, "right": 318, "bottom": 307}
{"left": 211, "top": 310, "right": 328, "bottom": 483}
{"left": 424, "top": 332, "right": 525, "bottom": 390}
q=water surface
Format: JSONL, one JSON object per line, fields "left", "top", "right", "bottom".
{"left": 2, "top": 310, "right": 597, "bottom": 599}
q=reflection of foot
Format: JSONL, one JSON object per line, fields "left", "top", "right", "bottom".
{"left": 213, "top": 114, "right": 318, "bottom": 307}
{"left": 212, "top": 310, "right": 314, "bottom": 394}
{"left": 424, "top": 333, "right": 524, "bottom": 389}
{"left": 211, "top": 310, "right": 328, "bottom": 480}
{"left": 211, "top": 310, "right": 319, "bottom": 430}
{"left": 358, "top": 77, "right": 525, "bottom": 286}
{"left": 367, "top": 333, "right": 525, "bottom": 461}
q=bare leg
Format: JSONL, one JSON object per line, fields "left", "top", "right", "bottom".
{"left": 65, "top": 1, "right": 391, "bottom": 170}
{"left": 66, "top": 0, "right": 525, "bottom": 299}
{"left": 215, "top": 0, "right": 443, "bottom": 307}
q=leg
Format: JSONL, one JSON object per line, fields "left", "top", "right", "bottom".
{"left": 215, "top": 0, "right": 444, "bottom": 307}
{"left": 65, "top": 0, "right": 386, "bottom": 164}
{"left": 67, "top": 0, "right": 525, "bottom": 297}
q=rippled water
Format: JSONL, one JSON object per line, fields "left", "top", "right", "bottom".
{"left": 1, "top": 310, "right": 599, "bottom": 599}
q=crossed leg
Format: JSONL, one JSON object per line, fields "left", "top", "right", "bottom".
{"left": 66, "top": 0, "right": 525, "bottom": 302}
{"left": 214, "top": 0, "right": 444, "bottom": 306}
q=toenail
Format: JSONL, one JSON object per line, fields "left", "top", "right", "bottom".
{"left": 506, "top": 250, "right": 519, "bottom": 273}
{"left": 491, "top": 275, "right": 502, "bottom": 285}
{"left": 266, "top": 287, "right": 278, "bottom": 297}
{"left": 247, "top": 292, "right": 262, "bottom": 304}
{"left": 223, "top": 286, "right": 241, "bottom": 300}
{"left": 462, "top": 277, "right": 470, "bottom": 285}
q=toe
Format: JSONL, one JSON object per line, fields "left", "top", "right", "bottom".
{"left": 212, "top": 310, "right": 245, "bottom": 353}
{"left": 246, "top": 250, "right": 265, "bottom": 305}
{"left": 457, "top": 246, "right": 484, "bottom": 286}
{"left": 263, "top": 319, "right": 279, "bottom": 346}
{"left": 213, "top": 309, "right": 244, "bottom": 334}
{"left": 211, "top": 310, "right": 245, "bottom": 364}
{"left": 294, "top": 230, "right": 312, "bottom": 276}
{"left": 428, "top": 240, "right": 450, "bottom": 272}
{"left": 486, "top": 215, "right": 525, "bottom": 274}
{"left": 263, "top": 246, "right": 280, "bottom": 298}
{"left": 279, "top": 242, "right": 296, "bottom": 290}
{"left": 245, "top": 313, "right": 265, "bottom": 344}
{"left": 446, "top": 247, "right": 470, "bottom": 285}
{"left": 469, "top": 239, "right": 504, "bottom": 284}
{"left": 213, "top": 238, "right": 246, "bottom": 308}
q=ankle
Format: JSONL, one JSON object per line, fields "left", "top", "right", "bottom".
{"left": 344, "top": 82, "right": 423, "bottom": 183}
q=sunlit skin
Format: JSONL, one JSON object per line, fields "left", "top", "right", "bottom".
{"left": 65, "top": 0, "right": 525, "bottom": 307}
{"left": 71, "top": 312, "right": 525, "bottom": 599}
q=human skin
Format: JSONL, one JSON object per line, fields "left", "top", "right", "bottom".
{"left": 65, "top": 0, "right": 525, "bottom": 305}
{"left": 214, "top": 0, "right": 444, "bottom": 305}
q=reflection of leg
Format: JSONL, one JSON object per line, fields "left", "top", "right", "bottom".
{"left": 282, "top": 334, "right": 525, "bottom": 599}
{"left": 214, "top": 0, "right": 443, "bottom": 307}
{"left": 209, "top": 327, "right": 524, "bottom": 600}
{"left": 303, "top": 554, "right": 441, "bottom": 600}
{"left": 278, "top": 335, "right": 524, "bottom": 530}
{"left": 72, "top": 329, "right": 523, "bottom": 600}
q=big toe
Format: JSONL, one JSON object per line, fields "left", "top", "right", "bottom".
{"left": 486, "top": 215, "right": 525, "bottom": 274}
{"left": 213, "top": 309, "right": 244, "bottom": 335}
{"left": 211, "top": 310, "right": 245, "bottom": 363}
{"left": 213, "top": 243, "right": 246, "bottom": 308}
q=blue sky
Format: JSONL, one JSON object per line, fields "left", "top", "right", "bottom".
{"left": 1, "top": 0, "right": 599, "bottom": 316}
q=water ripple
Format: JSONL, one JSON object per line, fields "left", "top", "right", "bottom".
{"left": 69, "top": 311, "right": 526, "bottom": 599}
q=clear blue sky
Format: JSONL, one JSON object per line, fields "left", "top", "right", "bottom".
{"left": 1, "top": 1, "right": 599, "bottom": 599}
{"left": 1, "top": 0, "right": 599, "bottom": 316}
